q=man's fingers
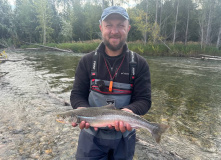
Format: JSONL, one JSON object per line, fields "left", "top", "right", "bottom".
{"left": 119, "top": 121, "right": 126, "bottom": 133}
{"left": 79, "top": 121, "right": 86, "bottom": 129}
{"left": 121, "top": 108, "right": 133, "bottom": 113}
{"left": 72, "top": 122, "right": 78, "bottom": 127}
{"left": 85, "top": 122, "right": 90, "bottom": 129}
{"left": 125, "top": 123, "right": 132, "bottom": 131}
{"left": 108, "top": 124, "right": 113, "bottom": 129}
{"left": 77, "top": 107, "right": 86, "bottom": 109}
{"left": 94, "top": 127, "right": 98, "bottom": 131}
{"left": 115, "top": 121, "right": 120, "bottom": 131}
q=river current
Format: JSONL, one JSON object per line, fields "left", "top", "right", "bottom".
{"left": 0, "top": 50, "right": 220, "bottom": 159}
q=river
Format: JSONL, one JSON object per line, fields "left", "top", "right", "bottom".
{"left": 0, "top": 50, "right": 220, "bottom": 159}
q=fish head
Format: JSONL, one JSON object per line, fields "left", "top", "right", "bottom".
{"left": 56, "top": 112, "right": 78, "bottom": 124}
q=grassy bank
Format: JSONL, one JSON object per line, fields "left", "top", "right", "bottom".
{"left": 21, "top": 41, "right": 221, "bottom": 57}
{"left": 128, "top": 42, "right": 221, "bottom": 56}
{"left": 47, "top": 42, "right": 100, "bottom": 53}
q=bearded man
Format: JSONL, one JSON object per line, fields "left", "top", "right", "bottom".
{"left": 70, "top": 6, "right": 151, "bottom": 160}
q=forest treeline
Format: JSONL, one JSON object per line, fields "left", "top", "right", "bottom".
{"left": 0, "top": 0, "right": 221, "bottom": 51}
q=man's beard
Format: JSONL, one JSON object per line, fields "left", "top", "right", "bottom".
{"left": 103, "top": 36, "right": 127, "bottom": 51}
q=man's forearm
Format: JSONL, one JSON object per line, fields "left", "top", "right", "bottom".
{"left": 125, "top": 99, "right": 151, "bottom": 115}
{"left": 70, "top": 89, "right": 90, "bottom": 109}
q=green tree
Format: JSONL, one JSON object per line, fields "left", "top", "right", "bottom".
{"left": 0, "top": 0, "right": 15, "bottom": 47}
{"left": 14, "top": 0, "right": 38, "bottom": 43}
{"left": 172, "top": 0, "right": 179, "bottom": 44}
{"left": 84, "top": 2, "right": 102, "bottom": 40}
{"left": 3, "top": 0, "right": 220, "bottom": 47}
{"left": 50, "top": 0, "right": 62, "bottom": 43}
{"left": 34, "top": 0, "right": 54, "bottom": 45}
{"left": 71, "top": 0, "right": 85, "bottom": 41}
{"left": 173, "top": 0, "right": 198, "bottom": 43}
{"left": 157, "top": 0, "right": 174, "bottom": 41}
{"left": 214, "top": 1, "right": 221, "bottom": 48}
{"left": 129, "top": 8, "right": 151, "bottom": 43}
{"left": 59, "top": 0, "right": 75, "bottom": 42}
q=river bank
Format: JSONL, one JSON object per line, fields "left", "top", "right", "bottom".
{"left": 19, "top": 41, "right": 221, "bottom": 57}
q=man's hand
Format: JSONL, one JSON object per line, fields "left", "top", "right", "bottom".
{"left": 72, "top": 121, "right": 89, "bottom": 129}
{"left": 72, "top": 121, "right": 99, "bottom": 131}
{"left": 121, "top": 108, "right": 133, "bottom": 113}
{"left": 71, "top": 107, "right": 99, "bottom": 131}
{"left": 72, "top": 107, "right": 89, "bottom": 129}
{"left": 112, "top": 108, "right": 133, "bottom": 133}
{"left": 113, "top": 121, "right": 132, "bottom": 132}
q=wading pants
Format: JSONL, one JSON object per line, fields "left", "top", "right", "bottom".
{"left": 75, "top": 129, "right": 136, "bottom": 160}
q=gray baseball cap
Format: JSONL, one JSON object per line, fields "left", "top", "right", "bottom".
{"left": 100, "top": 6, "right": 129, "bottom": 22}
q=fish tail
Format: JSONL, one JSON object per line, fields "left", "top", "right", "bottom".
{"left": 152, "top": 123, "right": 169, "bottom": 143}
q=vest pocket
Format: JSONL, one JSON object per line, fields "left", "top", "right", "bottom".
{"left": 91, "top": 85, "right": 132, "bottom": 95}
{"left": 88, "top": 90, "right": 131, "bottom": 108}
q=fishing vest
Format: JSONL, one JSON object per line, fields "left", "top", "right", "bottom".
{"left": 84, "top": 50, "right": 137, "bottom": 139}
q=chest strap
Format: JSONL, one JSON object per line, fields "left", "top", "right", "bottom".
{"left": 129, "top": 51, "right": 137, "bottom": 85}
{"left": 91, "top": 51, "right": 98, "bottom": 85}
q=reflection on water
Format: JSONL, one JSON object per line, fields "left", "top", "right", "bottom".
{"left": 0, "top": 51, "right": 220, "bottom": 159}
{"left": 144, "top": 57, "right": 221, "bottom": 158}
{"left": 25, "top": 51, "right": 82, "bottom": 94}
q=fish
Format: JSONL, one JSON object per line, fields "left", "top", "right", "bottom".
{"left": 56, "top": 105, "right": 169, "bottom": 143}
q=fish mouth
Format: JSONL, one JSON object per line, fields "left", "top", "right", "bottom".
{"left": 56, "top": 119, "right": 65, "bottom": 124}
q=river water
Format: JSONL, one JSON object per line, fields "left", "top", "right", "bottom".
{"left": 0, "top": 50, "right": 220, "bottom": 159}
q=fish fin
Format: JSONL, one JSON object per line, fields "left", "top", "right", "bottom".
{"left": 152, "top": 123, "right": 169, "bottom": 143}
{"left": 101, "top": 104, "right": 116, "bottom": 110}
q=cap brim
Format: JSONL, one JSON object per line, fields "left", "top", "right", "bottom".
{"left": 101, "top": 12, "right": 129, "bottom": 21}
